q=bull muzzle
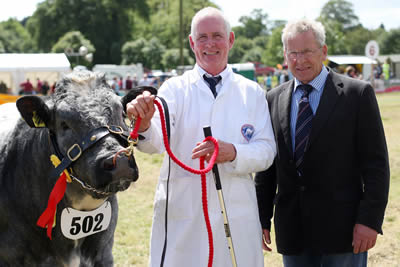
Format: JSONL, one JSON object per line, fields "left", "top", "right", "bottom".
{"left": 100, "top": 152, "right": 139, "bottom": 194}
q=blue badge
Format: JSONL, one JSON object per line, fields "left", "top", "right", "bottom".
{"left": 241, "top": 124, "right": 255, "bottom": 141}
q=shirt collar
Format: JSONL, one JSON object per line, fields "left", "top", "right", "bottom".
{"left": 195, "top": 64, "right": 230, "bottom": 86}
{"left": 294, "top": 66, "right": 329, "bottom": 92}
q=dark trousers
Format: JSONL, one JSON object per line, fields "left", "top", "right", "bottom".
{"left": 283, "top": 250, "right": 367, "bottom": 267}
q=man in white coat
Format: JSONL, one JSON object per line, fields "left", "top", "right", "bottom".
{"left": 127, "top": 7, "right": 276, "bottom": 267}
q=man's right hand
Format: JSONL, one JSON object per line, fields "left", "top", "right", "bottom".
{"left": 126, "top": 91, "right": 156, "bottom": 132}
{"left": 262, "top": 229, "right": 272, "bottom": 251}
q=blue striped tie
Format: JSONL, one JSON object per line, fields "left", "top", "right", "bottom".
{"left": 203, "top": 74, "right": 222, "bottom": 98}
{"left": 294, "top": 84, "right": 314, "bottom": 171}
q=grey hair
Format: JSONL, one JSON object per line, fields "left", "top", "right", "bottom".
{"left": 190, "top": 7, "right": 231, "bottom": 38}
{"left": 281, "top": 18, "right": 326, "bottom": 51}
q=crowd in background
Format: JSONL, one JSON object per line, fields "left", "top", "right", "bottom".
{"left": 17, "top": 78, "right": 55, "bottom": 95}
{"left": 0, "top": 58, "right": 394, "bottom": 96}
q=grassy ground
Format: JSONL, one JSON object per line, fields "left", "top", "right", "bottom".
{"left": 113, "top": 92, "right": 400, "bottom": 267}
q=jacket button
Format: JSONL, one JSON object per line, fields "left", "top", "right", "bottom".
{"left": 299, "top": 186, "right": 306, "bottom": 191}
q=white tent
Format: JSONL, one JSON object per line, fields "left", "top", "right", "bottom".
{"left": 0, "top": 53, "right": 71, "bottom": 94}
{"left": 327, "top": 55, "right": 377, "bottom": 81}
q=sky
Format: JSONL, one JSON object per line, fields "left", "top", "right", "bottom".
{"left": 0, "top": 0, "right": 399, "bottom": 31}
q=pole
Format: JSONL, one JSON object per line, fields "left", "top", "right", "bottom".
{"left": 179, "top": 0, "right": 183, "bottom": 66}
{"left": 203, "top": 126, "right": 238, "bottom": 267}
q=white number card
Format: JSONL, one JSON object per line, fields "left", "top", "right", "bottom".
{"left": 60, "top": 201, "right": 112, "bottom": 240}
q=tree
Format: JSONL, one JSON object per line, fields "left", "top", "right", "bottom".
{"left": 0, "top": 41, "right": 4, "bottom": 53}
{"left": 343, "top": 26, "right": 375, "bottom": 55}
{"left": 228, "top": 37, "right": 254, "bottom": 63}
{"left": 380, "top": 28, "right": 400, "bottom": 54}
{"left": 320, "top": 20, "right": 347, "bottom": 55}
{"left": 237, "top": 9, "right": 268, "bottom": 39}
{"left": 0, "top": 18, "right": 34, "bottom": 53}
{"left": 162, "top": 48, "right": 194, "bottom": 70}
{"left": 121, "top": 38, "right": 148, "bottom": 66}
{"left": 51, "top": 31, "right": 95, "bottom": 68}
{"left": 134, "top": 0, "right": 215, "bottom": 51}
{"left": 319, "top": 0, "right": 360, "bottom": 31}
{"left": 142, "top": 37, "right": 166, "bottom": 70}
{"left": 262, "top": 25, "right": 285, "bottom": 67}
{"left": 27, "top": 0, "right": 150, "bottom": 63}
{"left": 242, "top": 46, "right": 263, "bottom": 63}
{"left": 121, "top": 37, "right": 166, "bottom": 70}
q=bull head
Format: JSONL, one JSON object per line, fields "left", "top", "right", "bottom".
{"left": 15, "top": 72, "right": 142, "bottom": 202}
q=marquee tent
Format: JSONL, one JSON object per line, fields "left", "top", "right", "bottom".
{"left": 0, "top": 53, "right": 71, "bottom": 94}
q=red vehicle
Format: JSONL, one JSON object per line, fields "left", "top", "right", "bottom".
{"left": 252, "top": 61, "right": 275, "bottom": 76}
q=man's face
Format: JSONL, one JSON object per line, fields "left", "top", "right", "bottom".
{"left": 284, "top": 30, "right": 327, "bottom": 84}
{"left": 189, "top": 15, "right": 234, "bottom": 76}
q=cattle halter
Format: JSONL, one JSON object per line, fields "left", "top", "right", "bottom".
{"left": 38, "top": 124, "right": 134, "bottom": 239}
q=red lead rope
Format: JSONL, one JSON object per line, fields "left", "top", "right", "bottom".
{"left": 130, "top": 99, "right": 218, "bottom": 267}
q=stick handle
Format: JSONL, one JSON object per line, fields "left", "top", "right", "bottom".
{"left": 203, "top": 127, "right": 222, "bottom": 189}
{"left": 203, "top": 126, "right": 238, "bottom": 267}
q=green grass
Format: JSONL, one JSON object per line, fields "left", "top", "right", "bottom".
{"left": 113, "top": 92, "right": 400, "bottom": 267}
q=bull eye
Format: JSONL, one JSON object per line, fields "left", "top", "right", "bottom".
{"left": 61, "top": 122, "right": 70, "bottom": 131}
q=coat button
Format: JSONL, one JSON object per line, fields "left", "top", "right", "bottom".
{"left": 299, "top": 186, "right": 306, "bottom": 191}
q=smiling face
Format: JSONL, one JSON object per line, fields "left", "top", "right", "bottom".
{"left": 284, "top": 30, "right": 327, "bottom": 84}
{"left": 189, "top": 14, "right": 234, "bottom": 76}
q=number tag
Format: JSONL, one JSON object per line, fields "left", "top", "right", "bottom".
{"left": 60, "top": 201, "right": 112, "bottom": 240}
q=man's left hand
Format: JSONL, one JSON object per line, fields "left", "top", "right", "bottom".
{"left": 352, "top": 223, "right": 378, "bottom": 254}
{"left": 191, "top": 139, "right": 236, "bottom": 164}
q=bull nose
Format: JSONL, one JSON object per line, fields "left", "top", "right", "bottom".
{"left": 103, "top": 153, "right": 139, "bottom": 182}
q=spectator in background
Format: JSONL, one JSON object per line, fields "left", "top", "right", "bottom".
{"left": 382, "top": 60, "right": 390, "bottom": 80}
{"left": 132, "top": 75, "right": 138, "bottom": 87}
{"left": 36, "top": 78, "right": 42, "bottom": 93}
{"left": 345, "top": 65, "right": 363, "bottom": 79}
{"left": 111, "top": 77, "right": 121, "bottom": 95}
{"left": 346, "top": 66, "right": 356, "bottom": 78}
{"left": 20, "top": 79, "right": 34, "bottom": 95}
{"left": 50, "top": 82, "right": 57, "bottom": 94}
{"left": 0, "top": 81, "right": 8, "bottom": 94}
{"left": 138, "top": 73, "right": 153, "bottom": 86}
{"left": 374, "top": 63, "right": 383, "bottom": 79}
{"left": 41, "top": 81, "right": 50, "bottom": 95}
{"left": 125, "top": 75, "right": 133, "bottom": 90}
{"left": 265, "top": 73, "right": 272, "bottom": 91}
{"left": 118, "top": 77, "right": 124, "bottom": 90}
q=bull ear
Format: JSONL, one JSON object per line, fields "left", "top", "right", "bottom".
{"left": 16, "top": 95, "right": 50, "bottom": 128}
{"left": 121, "top": 86, "right": 158, "bottom": 112}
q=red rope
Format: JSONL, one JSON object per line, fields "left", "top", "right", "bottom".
{"left": 131, "top": 99, "right": 217, "bottom": 267}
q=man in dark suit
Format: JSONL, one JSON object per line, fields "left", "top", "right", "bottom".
{"left": 255, "top": 18, "right": 390, "bottom": 267}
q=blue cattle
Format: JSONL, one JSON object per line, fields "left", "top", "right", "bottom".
{"left": 0, "top": 71, "right": 140, "bottom": 266}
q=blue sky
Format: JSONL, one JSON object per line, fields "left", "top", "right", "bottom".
{"left": 1, "top": 0, "right": 399, "bottom": 31}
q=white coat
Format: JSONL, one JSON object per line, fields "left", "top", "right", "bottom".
{"left": 138, "top": 64, "right": 276, "bottom": 267}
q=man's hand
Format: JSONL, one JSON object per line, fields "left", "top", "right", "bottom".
{"left": 126, "top": 91, "right": 156, "bottom": 132}
{"left": 262, "top": 229, "right": 272, "bottom": 251}
{"left": 352, "top": 223, "right": 378, "bottom": 254}
{"left": 191, "top": 139, "right": 236, "bottom": 164}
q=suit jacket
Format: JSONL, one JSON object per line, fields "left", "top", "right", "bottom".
{"left": 255, "top": 69, "right": 390, "bottom": 255}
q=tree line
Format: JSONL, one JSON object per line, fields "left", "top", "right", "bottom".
{"left": 0, "top": 0, "right": 399, "bottom": 71}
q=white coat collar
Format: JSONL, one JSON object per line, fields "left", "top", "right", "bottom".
{"left": 192, "top": 64, "right": 233, "bottom": 97}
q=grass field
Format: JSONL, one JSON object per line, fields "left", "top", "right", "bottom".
{"left": 113, "top": 92, "right": 400, "bottom": 267}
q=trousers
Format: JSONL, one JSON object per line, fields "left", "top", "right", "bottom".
{"left": 283, "top": 250, "right": 368, "bottom": 267}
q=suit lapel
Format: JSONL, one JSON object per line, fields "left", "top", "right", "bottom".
{"left": 308, "top": 72, "right": 342, "bottom": 146}
{"left": 278, "top": 80, "right": 295, "bottom": 156}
